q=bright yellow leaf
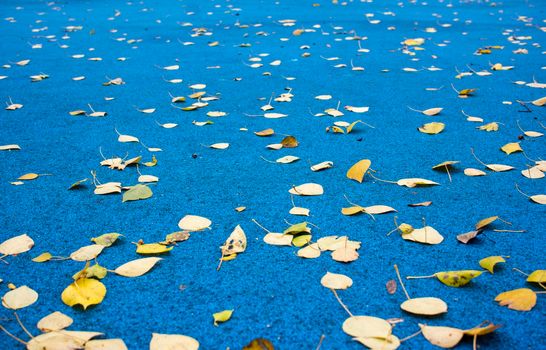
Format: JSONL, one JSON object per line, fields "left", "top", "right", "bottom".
{"left": 61, "top": 278, "right": 106, "bottom": 310}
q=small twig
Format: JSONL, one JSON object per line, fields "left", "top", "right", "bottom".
{"left": 512, "top": 268, "right": 529, "bottom": 276}
{"left": 251, "top": 219, "right": 271, "bottom": 233}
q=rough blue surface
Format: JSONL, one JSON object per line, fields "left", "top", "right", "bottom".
{"left": 0, "top": 0, "right": 545, "bottom": 349}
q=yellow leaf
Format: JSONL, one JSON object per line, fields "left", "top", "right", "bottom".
{"left": 346, "top": 120, "right": 362, "bottom": 133}
{"left": 500, "top": 142, "right": 523, "bottom": 155}
{"left": 495, "top": 288, "right": 537, "bottom": 311}
{"left": 527, "top": 270, "right": 546, "bottom": 283}
{"left": 32, "top": 252, "right": 52, "bottom": 263}
{"left": 254, "top": 128, "right": 274, "bottom": 137}
{"left": 435, "top": 270, "right": 483, "bottom": 287}
{"left": 531, "top": 96, "right": 546, "bottom": 106}
{"left": 242, "top": 338, "right": 275, "bottom": 350}
{"left": 418, "top": 122, "right": 445, "bottom": 134}
{"left": 478, "top": 122, "right": 499, "bottom": 132}
{"left": 61, "top": 278, "right": 106, "bottom": 310}
{"left": 143, "top": 155, "right": 158, "bottom": 167}
{"left": 463, "top": 322, "right": 501, "bottom": 336}
{"left": 281, "top": 135, "right": 298, "bottom": 148}
{"left": 213, "top": 309, "right": 233, "bottom": 326}
{"left": 346, "top": 159, "right": 371, "bottom": 183}
{"left": 341, "top": 206, "right": 366, "bottom": 216}
{"left": 479, "top": 256, "right": 507, "bottom": 273}
{"left": 475, "top": 216, "right": 498, "bottom": 230}
{"left": 136, "top": 243, "right": 173, "bottom": 255}
{"left": 18, "top": 173, "right": 39, "bottom": 180}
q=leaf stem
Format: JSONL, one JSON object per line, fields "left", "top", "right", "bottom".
{"left": 393, "top": 264, "right": 411, "bottom": 300}
{"left": 13, "top": 312, "right": 33, "bottom": 339}
{"left": 330, "top": 289, "right": 353, "bottom": 317}
{"left": 406, "top": 274, "right": 436, "bottom": 280}
{"left": 400, "top": 329, "right": 422, "bottom": 343}
{"left": 0, "top": 325, "right": 27, "bottom": 345}
{"left": 251, "top": 219, "right": 271, "bottom": 233}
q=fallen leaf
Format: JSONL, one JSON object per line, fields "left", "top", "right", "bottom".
{"left": 320, "top": 272, "right": 353, "bottom": 290}
{"left": 37, "top": 311, "right": 73, "bottom": 332}
{"left": 346, "top": 159, "right": 371, "bottom": 183}
{"left": 114, "top": 257, "right": 162, "bottom": 277}
{"left": 479, "top": 256, "right": 507, "bottom": 273}
{"left": 495, "top": 288, "right": 537, "bottom": 311}
{"left": 2, "top": 285, "right": 38, "bottom": 309}
{"left": 420, "top": 324, "right": 464, "bottom": 349}
{"left": 0, "top": 233, "right": 34, "bottom": 255}
{"left": 213, "top": 309, "right": 233, "bottom": 326}
{"left": 178, "top": 215, "right": 212, "bottom": 231}
{"left": 150, "top": 333, "right": 199, "bottom": 350}
{"left": 61, "top": 278, "right": 106, "bottom": 310}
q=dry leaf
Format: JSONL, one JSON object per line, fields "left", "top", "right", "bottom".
{"left": 289, "top": 183, "right": 323, "bottom": 196}
{"left": 320, "top": 272, "right": 353, "bottom": 289}
{"left": 2, "top": 285, "right": 38, "bottom": 309}
{"left": 0, "top": 233, "right": 34, "bottom": 255}
{"left": 500, "top": 142, "right": 523, "bottom": 155}
{"left": 342, "top": 316, "right": 392, "bottom": 338}
{"left": 418, "top": 122, "right": 445, "bottom": 134}
{"left": 114, "top": 257, "right": 162, "bottom": 277}
{"left": 401, "top": 297, "right": 448, "bottom": 316}
{"left": 37, "top": 311, "right": 73, "bottom": 332}
{"left": 479, "top": 256, "right": 507, "bottom": 273}
{"left": 495, "top": 288, "right": 537, "bottom": 311}
{"left": 420, "top": 324, "right": 464, "bottom": 349}
{"left": 150, "top": 333, "right": 199, "bottom": 350}
{"left": 178, "top": 215, "right": 212, "bottom": 231}
{"left": 346, "top": 159, "right": 371, "bottom": 183}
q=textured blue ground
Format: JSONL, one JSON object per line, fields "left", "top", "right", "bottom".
{"left": 0, "top": 0, "right": 545, "bottom": 349}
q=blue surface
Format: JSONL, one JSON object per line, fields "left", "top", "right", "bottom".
{"left": 0, "top": 0, "right": 545, "bottom": 349}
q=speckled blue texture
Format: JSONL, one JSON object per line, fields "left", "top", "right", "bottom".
{"left": 0, "top": 0, "right": 545, "bottom": 349}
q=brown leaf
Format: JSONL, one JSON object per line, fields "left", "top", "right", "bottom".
{"left": 457, "top": 230, "right": 481, "bottom": 244}
{"left": 386, "top": 279, "right": 397, "bottom": 294}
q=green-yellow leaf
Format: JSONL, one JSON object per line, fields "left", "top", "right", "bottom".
{"left": 91, "top": 233, "right": 122, "bottom": 247}
{"left": 213, "top": 309, "right": 233, "bottom": 326}
{"left": 122, "top": 184, "right": 153, "bottom": 202}
{"left": 61, "top": 278, "right": 106, "bottom": 310}
{"left": 291, "top": 234, "right": 312, "bottom": 247}
{"left": 475, "top": 216, "right": 499, "bottom": 230}
{"left": 32, "top": 252, "right": 52, "bottom": 263}
{"left": 283, "top": 222, "right": 309, "bottom": 235}
{"left": 435, "top": 270, "right": 483, "bottom": 287}
{"left": 500, "top": 142, "right": 523, "bottom": 155}
{"left": 418, "top": 122, "right": 445, "bottom": 134}
{"left": 136, "top": 243, "right": 173, "bottom": 255}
